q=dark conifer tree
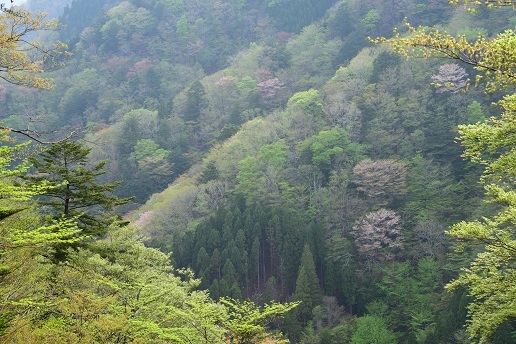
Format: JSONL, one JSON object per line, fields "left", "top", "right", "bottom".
{"left": 198, "top": 160, "right": 219, "bottom": 184}
{"left": 184, "top": 80, "right": 208, "bottom": 122}
{"left": 25, "top": 140, "right": 131, "bottom": 237}
{"left": 292, "top": 245, "right": 323, "bottom": 324}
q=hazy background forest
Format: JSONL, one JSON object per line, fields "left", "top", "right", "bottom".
{"left": 0, "top": 0, "right": 515, "bottom": 343}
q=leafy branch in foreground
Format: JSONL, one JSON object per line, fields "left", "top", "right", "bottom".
{"left": 0, "top": 139, "right": 81, "bottom": 336}
{"left": 220, "top": 297, "right": 299, "bottom": 344}
{"left": 370, "top": 23, "right": 516, "bottom": 92}
{"left": 0, "top": 6, "right": 69, "bottom": 89}
{"left": 449, "top": 0, "right": 516, "bottom": 9}
{"left": 372, "top": 2, "right": 515, "bottom": 342}
{"left": 445, "top": 94, "right": 516, "bottom": 344}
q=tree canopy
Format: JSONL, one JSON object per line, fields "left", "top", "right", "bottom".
{"left": 376, "top": 2, "right": 516, "bottom": 342}
{"left": 3, "top": 0, "right": 516, "bottom": 342}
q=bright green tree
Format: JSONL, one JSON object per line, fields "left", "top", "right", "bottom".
{"left": 445, "top": 94, "right": 516, "bottom": 343}
{"left": 375, "top": 2, "right": 516, "bottom": 343}
{"left": 2, "top": 225, "right": 229, "bottom": 343}
{"left": 0, "top": 142, "right": 81, "bottom": 246}
{"left": 0, "top": 6, "right": 76, "bottom": 336}
{"left": 350, "top": 315, "right": 397, "bottom": 344}
{"left": 298, "top": 127, "right": 365, "bottom": 172}
{"left": 236, "top": 156, "right": 263, "bottom": 199}
{"left": 220, "top": 297, "right": 298, "bottom": 344}
{"left": 0, "top": 138, "right": 81, "bottom": 337}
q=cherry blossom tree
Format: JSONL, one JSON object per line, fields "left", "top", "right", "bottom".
{"left": 352, "top": 209, "right": 403, "bottom": 265}
{"left": 431, "top": 63, "right": 468, "bottom": 93}
{"left": 352, "top": 159, "right": 408, "bottom": 206}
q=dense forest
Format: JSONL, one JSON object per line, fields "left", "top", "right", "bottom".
{"left": 0, "top": 0, "right": 514, "bottom": 343}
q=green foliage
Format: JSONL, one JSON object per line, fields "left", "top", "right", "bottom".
{"left": 259, "top": 139, "right": 288, "bottom": 170}
{"left": 59, "top": 0, "right": 106, "bottom": 40}
{"left": 375, "top": 259, "right": 443, "bottom": 341}
{"left": 198, "top": 160, "right": 219, "bottom": 184}
{"left": 403, "top": 154, "right": 464, "bottom": 225}
{"left": 267, "top": 0, "right": 337, "bottom": 32}
{"left": 184, "top": 80, "right": 208, "bottom": 122}
{"left": 1, "top": 225, "right": 232, "bottom": 343}
{"left": 288, "top": 88, "right": 324, "bottom": 115}
{"left": 466, "top": 100, "right": 486, "bottom": 124}
{"left": 374, "top": 23, "right": 516, "bottom": 92}
{"left": 446, "top": 94, "right": 516, "bottom": 343}
{"left": 458, "top": 94, "right": 516, "bottom": 183}
{"left": 220, "top": 297, "right": 298, "bottom": 344}
{"left": 0, "top": 142, "right": 42, "bottom": 201}
{"left": 236, "top": 156, "right": 262, "bottom": 198}
{"left": 24, "top": 140, "right": 131, "bottom": 237}
{"left": 217, "top": 124, "right": 241, "bottom": 142}
{"left": 375, "top": 2, "right": 516, "bottom": 342}
{"left": 59, "top": 81, "right": 98, "bottom": 119}
{"left": 293, "top": 245, "right": 323, "bottom": 324}
{"left": 131, "top": 139, "right": 170, "bottom": 161}
{"left": 10, "top": 0, "right": 516, "bottom": 342}
{"left": 298, "top": 127, "right": 365, "bottom": 170}
{"left": 0, "top": 139, "right": 81, "bottom": 337}
{"left": 0, "top": 141, "right": 81, "bottom": 251}
{"left": 350, "top": 315, "right": 397, "bottom": 344}
{"left": 176, "top": 13, "right": 189, "bottom": 36}
{"left": 361, "top": 10, "right": 379, "bottom": 32}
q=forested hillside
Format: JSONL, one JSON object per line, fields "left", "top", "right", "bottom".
{"left": 0, "top": 0, "right": 515, "bottom": 343}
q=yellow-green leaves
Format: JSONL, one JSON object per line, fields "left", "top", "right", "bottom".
{"left": 458, "top": 94, "right": 516, "bottom": 183}
{"left": 371, "top": 23, "right": 516, "bottom": 92}
{"left": 445, "top": 65, "right": 516, "bottom": 344}
{"left": 373, "top": 2, "right": 516, "bottom": 342}
{"left": 449, "top": 0, "right": 516, "bottom": 11}
{"left": 0, "top": 7, "right": 68, "bottom": 89}
{"left": 220, "top": 297, "right": 298, "bottom": 343}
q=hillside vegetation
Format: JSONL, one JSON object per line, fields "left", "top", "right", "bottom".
{"left": 0, "top": 0, "right": 515, "bottom": 343}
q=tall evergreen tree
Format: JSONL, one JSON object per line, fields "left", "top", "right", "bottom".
{"left": 184, "top": 80, "right": 208, "bottom": 122}
{"left": 293, "top": 245, "right": 323, "bottom": 324}
{"left": 24, "top": 141, "right": 131, "bottom": 237}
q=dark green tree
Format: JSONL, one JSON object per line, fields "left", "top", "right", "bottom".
{"left": 267, "top": 0, "right": 336, "bottom": 32}
{"left": 184, "top": 80, "right": 209, "bottom": 122}
{"left": 222, "top": 258, "right": 241, "bottom": 299}
{"left": 198, "top": 160, "right": 219, "bottom": 184}
{"left": 25, "top": 141, "right": 131, "bottom": 237}
{"left": 293, "top": 245, "right": 323, "bottom": 324}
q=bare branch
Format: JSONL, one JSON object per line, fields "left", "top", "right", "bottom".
{"left": 2, "top": 126, "right": 79, "bottom": 144}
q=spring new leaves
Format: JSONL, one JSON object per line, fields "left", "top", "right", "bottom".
{"left": 373, "top": 2, "right": 516, "bottom": 343}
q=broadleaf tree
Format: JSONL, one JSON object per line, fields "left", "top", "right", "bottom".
{"left": 220, "top": 297, "right": 298, "bottom": 344}
{"left": 0, "top": 5, "right": 67, "bottom": 89}
{"left": 445, "top": 94, "right": 516, "bottom": 343}
{"left": 375, "top": 2, "right": 516, "bottom": 342}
